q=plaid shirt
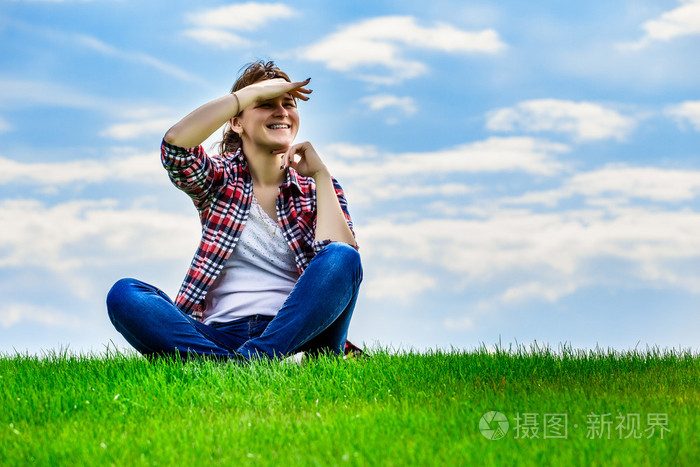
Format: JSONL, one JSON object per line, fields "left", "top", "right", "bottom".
{"left": 161, "top": 139, "right": 356, "bottom": 320}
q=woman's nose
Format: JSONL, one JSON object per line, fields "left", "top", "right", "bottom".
{"left": 274, "top": 103, "right": 288, "bottom": 116}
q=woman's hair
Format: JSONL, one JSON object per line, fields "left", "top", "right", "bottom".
{"left": 218, "top": 60, "right": 292, "bottom": 155}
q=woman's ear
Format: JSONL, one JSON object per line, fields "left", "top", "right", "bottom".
{"left": 230, "top": 116, "right": 242, "bottom": 133}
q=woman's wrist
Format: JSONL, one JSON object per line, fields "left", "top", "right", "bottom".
{"left": 231, "top": 92, "right": 240, "bottom": 115}
{"left": 232, "top": 87, "right": 256, "bottom": 115}
{"left": 230, "top": 90, "right": 249, "bottom": 116}
{"left": 309, "top": 166, "right": 331, "bottom": 181}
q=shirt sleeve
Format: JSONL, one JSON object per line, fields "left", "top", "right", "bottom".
{"left": 312, "top": 176, "right": 359, "bottom": 253}
{"left": 160, "top": 139, "right": 227, "bottom": 212}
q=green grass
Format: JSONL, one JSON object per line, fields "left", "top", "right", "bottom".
{"left": 1, "top": 344, "right": 698, "bottom": 466}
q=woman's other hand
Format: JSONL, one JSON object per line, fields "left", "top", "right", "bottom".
{"left": 279, "top": 141, "right": 329, "bottom": 180}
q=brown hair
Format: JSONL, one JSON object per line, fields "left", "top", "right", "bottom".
{"left": 217, "top": 60, "right": 292, "bottom": 155}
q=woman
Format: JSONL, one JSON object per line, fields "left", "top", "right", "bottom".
{"left": 106, "top": 61, "right": 362, "bottom": 361}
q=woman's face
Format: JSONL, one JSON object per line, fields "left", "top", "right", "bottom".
{"left": 235, "top": 92, "right": 299, "bottom": 153}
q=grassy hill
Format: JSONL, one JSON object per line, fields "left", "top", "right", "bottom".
{"left": 1, "top": 345, "right": 697, "bottom": 465}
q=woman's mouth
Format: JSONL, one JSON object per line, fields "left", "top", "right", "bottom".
{"left": 267, "top": 124, "right": 290, "bottom": 130}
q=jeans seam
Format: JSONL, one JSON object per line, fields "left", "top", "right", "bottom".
{"left": 184, "top": 318, "right": 237, "bottom": 352}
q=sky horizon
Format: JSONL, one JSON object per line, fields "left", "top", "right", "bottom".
{"left": 1, "top": 0, "right": 699, "bottom": 355}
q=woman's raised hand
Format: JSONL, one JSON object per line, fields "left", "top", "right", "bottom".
{"left": 237, "top": 78, "right": 312, "bottom": 111}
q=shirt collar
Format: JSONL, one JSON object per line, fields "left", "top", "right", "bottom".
{"left": 232, "top": 148, "right": 247, "bottom": 167}
{"left": 281, "top": 166, "right": 304, "bottom": 193}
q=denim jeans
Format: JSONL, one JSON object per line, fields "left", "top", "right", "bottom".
{"left": 106, "top": 242, "right": 362, "bottom": 361}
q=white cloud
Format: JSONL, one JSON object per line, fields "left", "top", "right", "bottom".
{"left": 185, "top": 2, "right": 296, "bottom": 48}
{"left": 666, "top": 100, "right": 700, "bottom": 131}
{"left": 323, "top": 143, "right": 382, "bottom": 159}
{"left": 324, "top": 138, "right": 568, "bottom": 205}
{"left": 100, "top": 118, "right": 173, "bottom": 140}
{"left": 1, "top": 304, "right": 82, "bottom": 329}
{"left": 0, "top": 78, "right": 112, "bottom": 110}
{"left": 620, "top": 0, "right": 700, "bottom": 50}
{"left": 443, "top": 315, "right": 474, "bottom": 331}
{"left": 568, "top": 166, "right": 700, "bottom": 201}
{"left": 4, "top": 19, "right": 202, "bottom": 83}
{"left": 117, "top": 106, "right": 175, "bottom": 120}
{"left": 299, "top": 16, "right": 506, "bottom": 84}
{"left": 0, "top": 116, "right": 10, "bottom": 133}
{"left": 100, "top": 105, "right": 190, "bottom": 141}
{"left": 0, "top": 80, "right": 178, "bottom": 138}
{"left": 500, "top": 280, "right": 580, "bottom": 303}
{"left": 357, "top": 205, "right": 700, "bottom": 304}
{"left": 486, "top": 99, "right": 637, "bottom": 141}
{"left": 507, "top": 165, "right": 700, "bottom": 206}
{"left": 365, "top": 271, "right": 437, "bottom": 301}
{"left": 0, "top": 149, "right": 164, "bottom": 186}
{"left": 0, "top": 80, "right": 180, "bottom": 140}
{"left": 368, "top": 183, "right": 474, "bottom": 201}
{"left": 74, "top": 34, "right": 203, "bottom": 84}
{"left": 0, "top": 199, "right": 199, "bottom": 272}
{"left": 361, "top": 94, "right": 417, "bottom": 116}
{"left": 325, "top": 137, "right": 568, "bottom": 184}
{"left": 183, "top": 29, "right": 252, "bottom": 49}
{"left": 188, "top": 2, "right": 296, "bottom": 31}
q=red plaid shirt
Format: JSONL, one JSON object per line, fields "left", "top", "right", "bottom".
{"left": 161, "top": 139, "right": 356, "bottom": 320}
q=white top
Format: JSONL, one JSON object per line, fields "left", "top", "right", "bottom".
{"left": 202, "top": 196, "right": 300, "bottom": 325}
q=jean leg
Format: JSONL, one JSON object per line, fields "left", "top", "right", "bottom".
{"left": 106, "top": 278, "right": 241, "bottom": 360}
{"left": 297, "top": 289, "right": 359, "bottom": 356}
{"left": 237, "top": 243, "right": 362, "bottom": 359}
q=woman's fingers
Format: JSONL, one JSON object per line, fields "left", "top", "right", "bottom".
{"left": 291, "top": 89, "right": 311, "bottom": 101}
{"left": 281, "top": 142, "right": 328, "bottom": 177}
{"left": 277, "top": 142, "right": 303, "bottom": 170}
{"left": 278, "top": 144, "right": 295, "bottom": 170}
{"left": 290, "top": 78, "right": 311, "bottom": 88}
{"left": 277, "top": 142, "right": 325, "bottom": 175}
{"left": 288, "top": 79, "right": 312, "bottom": 101}
{"left": 292, "top": 93, "right": 310, "bottom": 101}
{"left": 283, "top": 79, "right": 312, "bottom": 97}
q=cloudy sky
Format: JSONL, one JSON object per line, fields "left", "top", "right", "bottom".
{"left": 1, "top": 0, "right": 699, "bottom": 355}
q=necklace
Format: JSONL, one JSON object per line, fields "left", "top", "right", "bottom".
{"left": 254, "top": 198, "right": 278, "bottom": 239}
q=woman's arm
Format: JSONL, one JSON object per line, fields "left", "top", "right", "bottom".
{"left": 313, "top": 169, "right": 357, "bottom": 246}
{"left": 164, "top": 78, "right": 312, "bottom": 149}
{"left": 280, "top": 142, "right": 357, "bottom": 247}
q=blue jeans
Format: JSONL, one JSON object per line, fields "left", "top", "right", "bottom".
{"left": 106, "top": 242, "right": 362, "bottom": 361}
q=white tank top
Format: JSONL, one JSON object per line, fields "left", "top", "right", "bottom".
{"left": 202, "top": 196, "right": 300, "bottom": 325}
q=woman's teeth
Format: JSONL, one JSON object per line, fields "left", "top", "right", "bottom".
{"left": 268, "top": 124, "right": 290, "bottom": 129}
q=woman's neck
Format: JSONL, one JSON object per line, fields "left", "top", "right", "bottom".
{"left": 244, "top": 146, "right": 286, "bottom": 188}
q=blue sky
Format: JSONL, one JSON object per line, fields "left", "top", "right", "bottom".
{"left": 1, "top": 0, "right": 699, "bottom": 355}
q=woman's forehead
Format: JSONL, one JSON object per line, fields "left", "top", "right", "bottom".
{"left": 258, "top": 93, "right": 296, "bottom": 104}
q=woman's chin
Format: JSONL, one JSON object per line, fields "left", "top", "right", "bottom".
{"left": 268, "top": 140, "right": 294, "bottom": 153}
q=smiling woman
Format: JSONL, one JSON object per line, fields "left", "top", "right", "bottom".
{"left": 105, "top": 61, "right": 363, "bottom": 362}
